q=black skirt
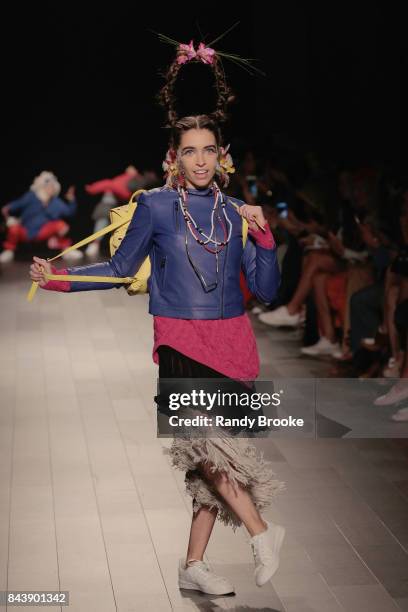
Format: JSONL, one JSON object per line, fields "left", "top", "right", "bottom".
{"left": 156, "top": 344, "right": 277, "bottom": 433}
{"left": 158, "top": 344, "right": 232, "bottom": 379}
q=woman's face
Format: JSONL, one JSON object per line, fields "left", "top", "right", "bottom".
{"left": 178, "top": 128, "right": 218, "bottom": 189}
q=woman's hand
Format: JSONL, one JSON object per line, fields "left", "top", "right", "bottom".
{"left": 239, "top": 204, "right": 267, "bottom": 232}
{"left": 30, "top": 256, "right": 52, "bottom": 286}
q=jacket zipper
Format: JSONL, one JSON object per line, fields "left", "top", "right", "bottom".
{"left": 220, "top": 194, "right": 228, "bottom": 319}
{"left": 174, "top": 200, "right": 180, "bottom": 232}
{"left": 221, "top": 241, "right": 228, "bottom": 319}
{"left": 160, "top": 256, "right": 167, "bottom": 290}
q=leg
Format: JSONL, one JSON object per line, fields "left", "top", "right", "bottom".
{"left": 343, "top": 262, "right": 374, "bottom": 344}
{"left": 184, "top": 459, "right": 268, "bottom": 565}
{"left": 179, "top": 499, "right": 236, "bottom": 595}
{"left": 197, "top": 460, "right": 267, "bottom": 537}
{"left": 3, "top": 223, "right": 29, "bottom": 251}
{"left": 185, "top": 503, "right": 218, "bottom": 563}
{"left": 376, "top": 299, "right": 408, "bottom": 408}
{"left": 312, "top": 272, "right": 336, "bottom": 343}
{"left": 287, "top": 252, "right": 342, "bottom": 314}
{"left": 35, "top": 220, "right": 72, "bottom": 250}
{"left": 259, "top": 252, "right": 344, "bottom": 327}
{"left": 350, "top": 283, "right": 383, "bottom": 354}
{"left": 35, "top": 219, "right": 70, "bottom": 241}
{"left": 194, "top": 460, "right": 285, "bottom": 587}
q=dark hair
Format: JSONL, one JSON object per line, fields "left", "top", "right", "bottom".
{"left": 169, "top": 115, "right": 223, "bottom": 151}
{"left": 158, "top": 54, "right": 235, "bottom": 127}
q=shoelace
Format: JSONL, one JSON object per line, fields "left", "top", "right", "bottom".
{"left": 251, "top": 537, "right": 274, "bottom": 564}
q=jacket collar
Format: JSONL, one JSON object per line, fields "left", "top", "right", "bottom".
{"left": 185, "top": 186, "right": 214, "bottom": 196}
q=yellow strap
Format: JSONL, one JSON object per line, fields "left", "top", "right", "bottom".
{"left": 26, "top": 272, "right": 134, "bottom": 302}
{"left": 44, "top": 273, "right": 134, "bottom": 283}
{"left": 46, "top": 215, "right": 131, "bottom": 263}
{"left": 27, "top": 192, "right": 247, "bottom": 302}
{"left": 229, "top": 200, "right": 248, "bottom": 246}
{"left": 27, "top": 282, "right": 39, "bottom": 302}
{"left": 26, "top": 218, "right": 132, "bottom": 301}
{"left": 26, "top": 190, "right": 144, "bottom": 301}
{"left": 242, "top": 216, "right": 248, "bottom": 246}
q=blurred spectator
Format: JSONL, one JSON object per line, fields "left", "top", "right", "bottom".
{"left": 84, "top": 166, "right": 159, "bottom": 258}
{"left": 85, "top": 165, "right": 140, "bottom": 201}
{"left": 0, "top": 171, "right": 82, "bottom": 263}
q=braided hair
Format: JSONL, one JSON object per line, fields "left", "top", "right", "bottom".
{"left": 157, "top": 51, "right": 235, "bottom": 128}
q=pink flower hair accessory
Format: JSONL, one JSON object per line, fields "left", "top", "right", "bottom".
{"left": 155, "top": 24, "right": 266, "bottom": 77}
{"left": 177, "top": 40, "right": 216, "bottom": 65}
{"left": 177, "top": 40, "right": 197, "bottom": 64}
{"left": 196, "top": 42, "right": 215, "bottom": 65}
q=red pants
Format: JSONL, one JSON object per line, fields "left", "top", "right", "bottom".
{"left": 3, "top": 220, "right": 72, "bottom": 251}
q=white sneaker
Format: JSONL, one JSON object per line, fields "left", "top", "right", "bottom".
{"left": 62, "top": 249, "right": 84, "bottom": 262}
{"left": 178, "top": 558, "right": 235, "bottom": 595}
{"left": 0, "top": 249, "right": 14, "bottom": 263}
{"left": 85, "top": 242, "right": 100, "bottom": 257}
{"left": 250, "top": 520, "right": 286, "bottom": 587}
{"left": 391, "top": 407, "right": 408, "bottom": 422}
{"left": 374, "top": 382, "right": 408, "bottom": 406}
{"left": 301, "top": 337, "right": 340, "bottom": 356}
{"left": 258, "top": 306, "right": 301, "bottom": 327}
{"left": 332, "top": 349, "right": 352, "bottom": 360}
{"left": 5, "top": 216, "right": 19, "bottom": 227}
{"left": 382, "top": 357, "right": 401, "bottom": 378}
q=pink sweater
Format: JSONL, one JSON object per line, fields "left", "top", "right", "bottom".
{"left": 41, "top": 223, "right": 276, "bottom": 380}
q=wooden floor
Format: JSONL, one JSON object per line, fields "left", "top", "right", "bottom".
{"left": 1, "top": 261, "right": 408, "bottom": 611}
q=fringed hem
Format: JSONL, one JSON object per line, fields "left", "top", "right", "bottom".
{"left": 163, "top": 433, "right": 286, "bottom": 531}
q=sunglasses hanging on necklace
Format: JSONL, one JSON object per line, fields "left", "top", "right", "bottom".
{"left": 177, "top": 181, "right": 233, "bottom": 292}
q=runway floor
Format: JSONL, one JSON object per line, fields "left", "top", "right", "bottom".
{"left": 1, "top": 261, "right": 408, "bottom": 611}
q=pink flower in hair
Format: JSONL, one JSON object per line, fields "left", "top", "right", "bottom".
{"left": 196, "top": 42, "right": 215, "bottom": 65}
{"left": 177, "top": 40, "right": 196, "bottom": 64}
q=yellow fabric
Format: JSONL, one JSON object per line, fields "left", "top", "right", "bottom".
{"left": 27, "top": 192, "right": 248, "bottom": 302}
{"left": 108, "top": 198, "right": 151, "bottom": 295}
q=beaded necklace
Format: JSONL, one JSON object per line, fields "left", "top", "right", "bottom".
{"left": 177, "top": 181, "right": 233, "bottom": 253}
{"left": 177, "top": 180, "right": 233, "bottom": 292}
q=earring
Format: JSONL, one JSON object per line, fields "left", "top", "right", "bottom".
{"left": 177, "top": 167, "right": 186, "bottom": 188}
